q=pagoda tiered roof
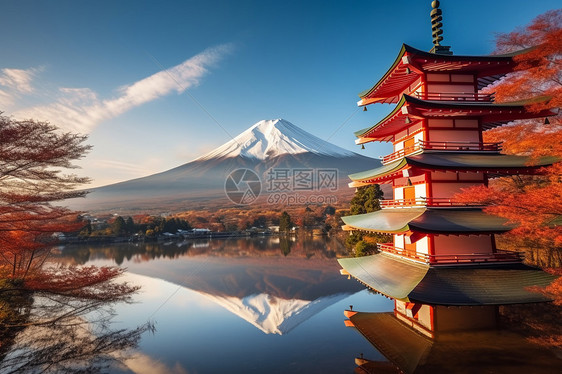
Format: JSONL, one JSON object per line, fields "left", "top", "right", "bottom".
{"left": 349, "top": 152, "right": 558, "bottom": 186}
{"left": 338, "top": 253, "right": 555, "bottom": 305}
{"left": 355, "top": 95, "right": 556, "bottom": 143}
{"left": 358, "top": 44, "right": 531, "bottom": 106}
{"left": 341, "top": 207, "right": 514, "bottom": 234}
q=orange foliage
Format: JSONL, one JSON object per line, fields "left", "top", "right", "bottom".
{"left": 540, "top": 268, "right": 562, "bottom": 305}
{"left": 492, "top": 9, "right": 562, "bottom": 111}
{"left": 456, "top": 168, "right": 562, "bottom": 246}
{"left": 0, "top": 115, "right": 142, "bottom": 348}
{"left": 457, "top": 11, "right": 562, "bottom": 248}
{"left": 0, "top": 115, "right": 91, "bottom": 279}
{"left": 23, "top": 265, "right": 139, "bottom": 301}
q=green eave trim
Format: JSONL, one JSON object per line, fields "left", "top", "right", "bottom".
{"left": 354, "top": 95, "right": 406, "bottom": 138}
{"left": 342, "top": 208, "right": 514, "bottom": 234}
{"left": 406, "top": 153, "right": 559, "bottom": 170}
{"left": 353, "top": 125, "right": 374, "bottom": 138}
{"left": 338, "top": 253, "right": 429, "bottom": 299}
{"left": 358, "top": 44, "right": 408, "bottom": 99}
{"left": 348, "top": 152, "right": 559, "bottom": 183}
{"left": 357, "top": 44, "right": 533, "bottom": 100}
{"left": 353, "top": 94, "right": 554, "bottom": 140}
{"left": 339, "top": 254, "right": 557, "bottom": 305}
{"left": 411, "top": 265, "right": 556, "bottom": 305}
{"left": 348, "top": 157, "right": 407, "bottom": 182}
{"left": 409, "top": 208, "right": 515, "bottom": 233}
{"left": 342, "top": 208, "right": 425, "bottom": 233}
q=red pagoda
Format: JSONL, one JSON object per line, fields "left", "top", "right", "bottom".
{"left": 338, "top": 0, "right": 558, "bottom": 345}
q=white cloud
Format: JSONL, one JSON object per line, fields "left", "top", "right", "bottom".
{"left": 13, "top": 44, "right": 233, "bottom": 133}
{"left": 0, "top": 89, "right": 13, "bottom": 108}
{"left": 0, "top": 67, "right": 38, "bottom": 94}
{"left": 0, "top": 67, "right": 41, "bottom": 108}
{"left": 122, "top": 353, "right": 189, "bottom": 374}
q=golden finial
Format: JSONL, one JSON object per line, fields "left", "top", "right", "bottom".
{"left": 431, "top": 1, "right": 443, "bottom": 47}
{"left": 430, "top": 1, "right": 452, "bottom": 55}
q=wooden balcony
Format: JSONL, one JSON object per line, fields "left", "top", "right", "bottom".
{"left": 380, "top": 197, "right": 482, "bottom": 208}
{"left": 382, "top": 140, "right": 502, "bottom": 165}
{"left": 420, "top": 140, "right": 502, "bottom": 152}
{"left": 382, "top": 144, "right": 423, "bottom": 164}
{"left": 413, "top": 92, "right": 495, "bottom": 102}
{"left": 377, "top": 243, "right": 428, "bottom": 262}
{"left": 377, "top": 243, "right": 524, "bottom": 265}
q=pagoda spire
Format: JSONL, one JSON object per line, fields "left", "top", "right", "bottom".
{"left": 429, "top": 1, "right": 452, "bottom": 55}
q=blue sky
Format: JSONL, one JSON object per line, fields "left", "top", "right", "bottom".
{"left": 1, "top": 0, "right": 560, "bottom": 187}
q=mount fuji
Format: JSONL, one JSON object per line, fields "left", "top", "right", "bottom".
{"left": 68, "top": 119, "right": 379, "bottom": 213}
{"left": 197, "top": 119, "right": 357, "bottom": 160}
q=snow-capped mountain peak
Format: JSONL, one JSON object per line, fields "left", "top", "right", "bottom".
{"left": 199, "top": 292, "right": 352, "bottom": 335}
{"left": 196, "top": 119, "right": 356, "bottom": 161}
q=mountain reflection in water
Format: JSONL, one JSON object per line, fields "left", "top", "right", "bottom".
{"left": 51, "top": 236, "right": 365, "bottom": 336}
{"left": 5, "top": 237, "right": 559, "bottom": 373}
{"left": 45, "top": 236, "right": 392, "bottom": 373}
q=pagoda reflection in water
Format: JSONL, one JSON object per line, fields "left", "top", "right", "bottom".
{"left": 344, "top": 303, "right": 562, "bottom": 374}
{"left": 338, "top": 2, "right": 559, "bottom": 372}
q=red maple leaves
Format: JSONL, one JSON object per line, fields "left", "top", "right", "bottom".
{"left": 0, "top": 116, "right": 91, "bottom": 280}
{"left": 457, "top": 10, "right": 562, "bottom": 249}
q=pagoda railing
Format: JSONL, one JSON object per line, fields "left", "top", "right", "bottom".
{"left": 377, "top": 243, "right": 524, "bottom": 264}
{"left": 382, "top": 144, "right": 423, "bottom": 164}
{"left": 420, "top": 140, "right": 502, "bottom": 152}
{"left": 413, "top": 92, "right": 495, "bottom": 102}
{"left": 381, "top": 141, "right": 502, "bottom": 164}
{"left": 380, "top": 197, "right": 482, "bottom": 208}
{"left": 377, "top": 243, "right": 429, "bottom": 262}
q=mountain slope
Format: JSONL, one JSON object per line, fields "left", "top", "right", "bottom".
{"left": 67, "top": 119, "right": 380, "bottom": 213}
{"left": 116, "top": 253, "right": 364, "bottom": 335}
{"left": 200, "top": 292, "right": 352, "bottom": 335}
{"left": 197, "top": 119, "right": 357, "bottom": 160}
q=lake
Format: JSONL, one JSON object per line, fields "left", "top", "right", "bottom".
{"left": 48, "top": 236, "right": 393, "bottom": 373}
{"left": 3, "top": 236, "right": 560, "bottom": 373}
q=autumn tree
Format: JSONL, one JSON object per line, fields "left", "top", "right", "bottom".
{"left": 125, "top": 216, "right": 135, "bottom": 234}
{"left": 492, "top": 9, "right": 562, "bottom": 111}
{"left": 280, "top": 236, "right": 292, "bottom": 256}
{"left": 0, "top": 266, "right": 148, "bottom": 372}
{"left": 457, "top": 10, "right": 562, "bottom": 250}
{"left": 0, "top": 115, "right": 145, "bottom": 370}
{"left": 0, "top": 115, "right": 91, "bottom": 279}
{"left": 111, "top": 216, "right": 126, "bottom": 236}
{"left": 279, "top": 211, "right": 292, "bottom": 232}
{"left": 0, "top": 115, "right": 139, "bottom": 296}
{"left": 345, "top": 184, "right": 389, "bottom": 255}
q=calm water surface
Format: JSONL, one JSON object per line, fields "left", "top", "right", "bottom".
{"left": 49, "top": 236, "right": 394, "bottom": 373}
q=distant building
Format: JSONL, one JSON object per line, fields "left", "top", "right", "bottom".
{"left": 192, "top": 228, "right": 211, "bottom": 233}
